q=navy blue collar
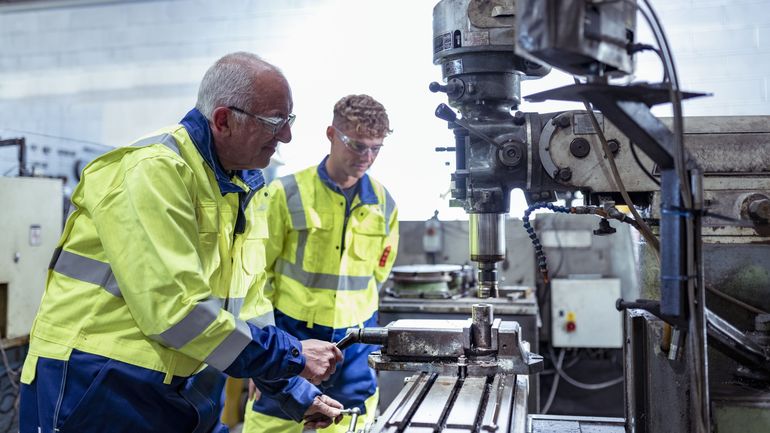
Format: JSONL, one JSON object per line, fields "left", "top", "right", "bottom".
{"left": 317, "top": 155, "right": 378, "bottom": 205}
{"left": 180, "top": 108, "right": 265, "bottom": 196}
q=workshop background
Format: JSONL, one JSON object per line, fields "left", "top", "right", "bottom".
{"left": 2, "top": 1, "right": 770, "bottom": 432}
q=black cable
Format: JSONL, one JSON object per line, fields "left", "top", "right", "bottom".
{"left": 629, "top": 140, "right": 660, "bottom": 186}
{"left": 627, "top": 42, "right": 668, "bottom": 82}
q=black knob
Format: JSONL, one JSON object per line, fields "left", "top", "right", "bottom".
{"left": 513, "top": 111, "right": 526, "bottom": 126}
{"left": 435, "top": 104, "right": 457, "bottom": 122}
{"left": 430, "top": 80, "right": 464, "bottom": 98}
{"left": 570, "top": 138, "right": 590, "bottom": 158}
{"left": 552, "top": 115, "right": 571, "bottom": 128}
{"left": 616, "top": 298, "right": 627, "bottom": 311}
{"left": 607, "top": 139, "right": 620, "bottom": 155}
{"left": 749, "top": 198, "right": 770, "bottom": 221}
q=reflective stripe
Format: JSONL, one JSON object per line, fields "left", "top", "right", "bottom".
{"left": 47, "top": 135, "right": 180, "bottom": 299}
{"left": 205, "top": 318, "right": 252, "bottom": 370}
{"left": 278, "top": 175, "right": 307, "bottom": 229}
{"left": 247, "top": 311, "right": 276, "bottom": 328}
{"left": 295, "top": 230, "right": 309, "bottom": 271}
{"left": 383, "top": 187, "right": 395, "bottom": 236}
{"left": 277, "top": 173, "right": 374, "bottom": 291}
{"left": 50, "top": 248, "right": 122, "bottom": 297}
{"left": 210, "top": 296, "right": 245, "bottom": 318}
{"left": 131, "top": 133, "right": 181, "bottom": 155}
{"left": 50, "top": 247, "right": 245, "bottom": 352}
{"left": 276, "top": 258, "right": 373, "bottom": 291}
{"left": 151, "top": 298, "right": 221, "bottom": 349}
{"left": 226, "top": 297, "right": 244, "bottom": 317}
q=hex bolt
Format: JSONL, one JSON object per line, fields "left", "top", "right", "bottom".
{"left": 557, "top": 167, "right": 573, "bottom": 182}
{"left": 607, "top": 139, "right": 620, "bottom": 155}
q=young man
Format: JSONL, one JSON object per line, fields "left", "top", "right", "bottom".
{"left": 244, "top": 94, "right": 399, "bottom": 432}
{"left": 20, "top": 52, "right": 344, "bottom": 433}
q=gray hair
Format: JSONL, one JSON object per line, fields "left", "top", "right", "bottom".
{"left": 195, "top": 52, "right": 279, "bottom": 119}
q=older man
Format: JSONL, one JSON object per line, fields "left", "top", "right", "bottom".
{"left": 20, "top": 52, "right": 343, "bottom": 433}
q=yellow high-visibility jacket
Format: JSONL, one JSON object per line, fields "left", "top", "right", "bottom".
{"left": 263, "top": 164, "right": 399, "bottom": 329}
{"left": 22, "top": 125, "right": 283, "bottom": 386}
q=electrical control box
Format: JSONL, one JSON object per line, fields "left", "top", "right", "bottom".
{"left": 0, "top": 177, "right": 62, "bottom": 339}
{"left": 551, "top": 278, "right": 622, "bottom": 348}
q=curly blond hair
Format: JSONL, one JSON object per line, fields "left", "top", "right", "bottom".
{"left": 333, "top": 94, "right": 391, "bottom": 138}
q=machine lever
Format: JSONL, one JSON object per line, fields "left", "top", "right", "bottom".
{"left": 616, "top": 298, "right": 663, "bottom": 320}
{"left": 429, "top": 80, "right": 464, "bottom": 97}
{"left": 336, "top": 332, "right": 357, "bottom": 350}
{"left": 434, "top": 104, "right": 504, "bottom": 150}
{"left": 336, "top": 327, "right": 389, "bottom": 350}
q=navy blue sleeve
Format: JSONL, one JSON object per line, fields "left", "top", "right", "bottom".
{"left": 253, "top": 376, "right": 322, "bottom": 421}
{"left": 222, "top": 323, "right": 305, "bottom": 381}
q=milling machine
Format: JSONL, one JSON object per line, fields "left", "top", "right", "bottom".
{"left": 352, "top": 1, "right": 770, "bottom": 432}
{"left": 341, "top": 303, "right": 543, "bottom": 432}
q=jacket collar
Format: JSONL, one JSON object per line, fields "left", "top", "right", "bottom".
{"left": 317, "top": 155, "right": 378, "bottom": 205}
{"left": 180, "top": 108, "right": 265, "bottom": 196}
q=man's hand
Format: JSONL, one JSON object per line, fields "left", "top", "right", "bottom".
{"left": 247, "top": 379, "right": 261, "bottom": 401}
{"left": 299, "top": 339, "right": 344, "bottom": 385}
{"left": 303, "top": 395, "right": 343, "bottom": 429}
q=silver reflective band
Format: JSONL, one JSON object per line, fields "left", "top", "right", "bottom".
{"left": 131, "top": 133, "right": 181, "bottom": 155}
{"left": 247, "top": 311, "right": 276, "bottom": 328}
{"left": 211, "top": 296, "right": 245, "bottom": 318}
{"left": 277, "top": 173, "right": 375, "bottom": 291}
{"left": 152, "top": 298, "right": 221, "bottom": 349}
{"left": 51, "top": 248, "right": 122, "bottom": 297}
{"left": 205, "top": 318, "right": 252, "bottom": 370}
{"left": 226, "top": 297, "right": 244, "bottom": 317}
{"left": 278, "top": 175, "right": 308, "bottom": 230}
{"left": 276, "top": 258, "right": 373, "bottom": 291}
{"left": 383, "top": 187, "right": 395, "bottom": 235}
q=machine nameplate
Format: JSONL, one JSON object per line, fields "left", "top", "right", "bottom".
{"left": 434, "top": 32, "right": 453, "bottom": 54}
{"left": 573, "top": 112, "right": 604, "bottom": 134}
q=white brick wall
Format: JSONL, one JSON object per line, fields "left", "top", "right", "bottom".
{"left": 1, "top": 0, "right": 769, "bottom": 219}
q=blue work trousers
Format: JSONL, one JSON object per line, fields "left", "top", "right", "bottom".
{"left": 20, "top": 349, "right": 228, "bottom": 433}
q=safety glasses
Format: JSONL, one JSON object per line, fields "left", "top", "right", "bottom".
{"left": 332, "top": 126, "right": 383, "bottom": 156}
{"left": 228, "top": 106, "right": 295, "bottom": 135}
